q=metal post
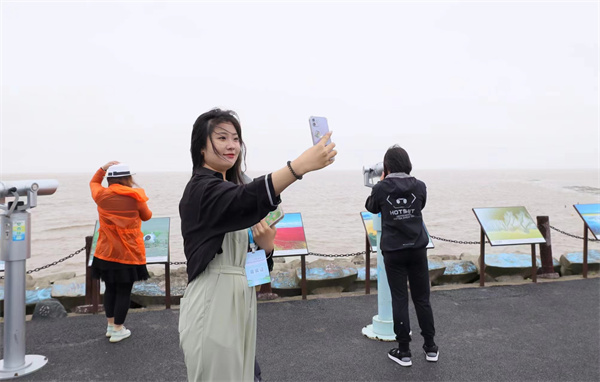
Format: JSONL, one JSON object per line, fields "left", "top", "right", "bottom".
{"left": 362, "top": 213, "right": 395, "bottom": 341}
{"left": 2, "top": 258, "right": 28, "bottom": 372}
{"left": 0, "top": 179, "right": 57, "bottom": 379}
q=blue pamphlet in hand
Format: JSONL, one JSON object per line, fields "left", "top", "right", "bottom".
{"left": 265, "top": 205, "right": 284, "bottom": 227}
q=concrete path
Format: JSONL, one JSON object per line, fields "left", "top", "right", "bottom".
{"left": 2, "top": 277, "right": 599, "bottom": 381}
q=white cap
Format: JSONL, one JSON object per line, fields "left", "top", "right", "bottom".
{"left": 106, "top": 164, "right": 135, "bottom": 178}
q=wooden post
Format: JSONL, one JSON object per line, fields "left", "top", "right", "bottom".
{"left": 88, "top": 235, "right": 100, "bottom": 313}
{"left": 301, "top": 255, "right": 307, "bottom": 300}
{"left": 536, "top": 216, "right": 559, "bottom": 278}
{"left": 165, "top": 262, "right": 171, "bottom": 309}
{"left": 84, "top": 236, "right": 93, "bottom": 305}
{"left": 583, "top": 224, "right": 589, "bottom": 279}
{"left": 531, "top": 244, "right": 537, "bottom": 283}
{"left": 89, "top": 239, "right": 100, "bottom": 314}
{"left": 365, "top": 236, "right": 371, "bottom": 295}
{"left": 479, "top": 228, "right": 486, "bottom": 287}
{"left": 75, "top": 235, "right": 103, "bottom": 314}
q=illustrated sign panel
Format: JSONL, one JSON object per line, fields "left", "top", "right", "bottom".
{"left": 273, "top": 212, "right": 308, "bottom": 257}
{"left": 573, "top": 204, "right": 600, "bottom": 240}
{"left": 360, "top": 212, "right": 378, "bottom": 252}
{"left": 360, "top": 211, "right": 434, "bottom": 251}
{"left": 472, "top": 207, "right": 545, "bottom": 246}
{"left": 88, "top": 217, "right": 171, "bottom": 265}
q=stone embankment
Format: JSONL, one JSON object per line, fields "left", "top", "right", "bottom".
{"left": 0, "top": 250, "right": 598, "bottom": 317}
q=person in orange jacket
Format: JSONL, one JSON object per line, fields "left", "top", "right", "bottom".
{"left": 90, "top": 161, "right": 152, "bottom": 343}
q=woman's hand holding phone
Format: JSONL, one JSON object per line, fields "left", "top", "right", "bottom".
{"left": 291, "top": 131, "right": 337, "bottom": 176}
{"left": 252, "top": 219, "right": 276, "bottom": 254}
{"left": 270, "top": 120, "right": 338, "bottom": 196}
{"left": 309, "top": 116, "right": 332, "bottom": 146}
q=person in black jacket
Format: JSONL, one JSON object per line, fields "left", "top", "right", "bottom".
{"left": 365, "top": 145, "right": 438, "bottom": 367}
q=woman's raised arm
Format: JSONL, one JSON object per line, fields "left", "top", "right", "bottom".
{"left": 271, "top": 132, "right": 337, "bottom": 196}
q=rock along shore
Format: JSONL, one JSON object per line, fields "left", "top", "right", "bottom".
{"left": 0, "top": 250, "right": 598, "bottom": 317}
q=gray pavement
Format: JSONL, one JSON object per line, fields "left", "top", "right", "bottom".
{"left": 1, "top": 277, "right": 599, "bottom": 382}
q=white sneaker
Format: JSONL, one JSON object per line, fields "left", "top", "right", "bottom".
{"left": 388, "top": 348, "right": 412, "bottom": 367}
{"left": 106, "top": 325, "right": 115, "bottom": 338}
{"left": 423, "top": 344, "right": 439, "bottom": 362}
{"left": 109, "top": 327, "right": 131, "bottom": 343}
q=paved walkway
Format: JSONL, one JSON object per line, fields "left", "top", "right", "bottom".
{"left": 2, "top": 277, "right": 599, "bottom": 381}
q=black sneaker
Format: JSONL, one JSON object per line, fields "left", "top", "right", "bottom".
{"left": 423, "top": 344, "right": 439, "bottom": 362}
{"left": 388, "top": 348, "right": 412, "bottom": 367}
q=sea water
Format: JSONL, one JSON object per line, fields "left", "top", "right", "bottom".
{"left": 1, "top": 169, "right": 598, "bottom": 277}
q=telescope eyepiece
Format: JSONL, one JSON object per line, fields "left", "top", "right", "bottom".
{"left": 0, "top": 180, "right": 58, "bottom": 199}
{"left": 362, "top": 162, "right": 384, "bottom": 188}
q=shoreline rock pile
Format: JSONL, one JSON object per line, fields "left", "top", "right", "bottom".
{"left": 0, "top": 250, "right": 597, "bottom": 317}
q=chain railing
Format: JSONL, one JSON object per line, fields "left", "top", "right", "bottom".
{"left": 308, "top": 251, "right": 366, "bottom": 258}
{"left": 1, "top": 224, "right": 595, "bottom": 277}
{"left": 167, "top": 250, "right": 368, "bottom": 265}
{"left": 0, "top": 246, "right": 86, "bottom": 280}
{"left": 166, "top": 224, "right": 597, "bottom": 266}
{"left": 429, "top": 235, "right": 489, "bottom": 245}
{"left": 550, "top": 225, "right": 599, "bottom": 242}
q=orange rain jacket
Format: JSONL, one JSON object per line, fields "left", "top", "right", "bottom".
{"left": 90, "top": 168, "right": 152, "bottom": 265}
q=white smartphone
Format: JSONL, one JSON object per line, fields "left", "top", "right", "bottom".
{"left": 309, "top": 116, "right": 332, "bottom": 145}
{"left": 265, "top": 205, "right": 284, "bottom": 227}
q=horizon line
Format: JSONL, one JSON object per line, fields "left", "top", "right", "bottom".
{"left": 1, "top": 167, "right": 599, "bottom": 177}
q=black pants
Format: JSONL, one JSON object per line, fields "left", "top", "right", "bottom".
{"left": 383, "top": 247, "right": 435, "bottom": 349}
{"left": 104, "top": 282, "right": 134, "bottom": 325}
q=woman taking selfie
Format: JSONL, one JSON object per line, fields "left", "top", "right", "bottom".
{"left": 178, "top": 108, "right": 337, "bottom": 381}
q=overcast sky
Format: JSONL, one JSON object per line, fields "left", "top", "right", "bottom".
{"left": 1, "top": 0, "right": 598, "bottom": 174}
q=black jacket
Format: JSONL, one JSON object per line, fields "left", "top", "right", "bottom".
{"left": 365, "top": 173, "right": 428, "bottom": 252}
{"left": 179, "top": 167, "right": 280, "bottom": 283}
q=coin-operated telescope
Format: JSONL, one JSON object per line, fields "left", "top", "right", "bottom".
{"left": 362, "top": 162, "right": 384, "bottom": 188}
{"left": 360, "top": 164, "right": 396, "bottom": 341}
{"left": 0, "top": 179, "right": 59, "bottom": 209}
{"left": 0, "top": 179, "right": 58, "bottom": 379}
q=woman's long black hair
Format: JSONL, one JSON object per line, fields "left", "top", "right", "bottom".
{"left": 190, "top": 108, "right": 247, "bottom": 184}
